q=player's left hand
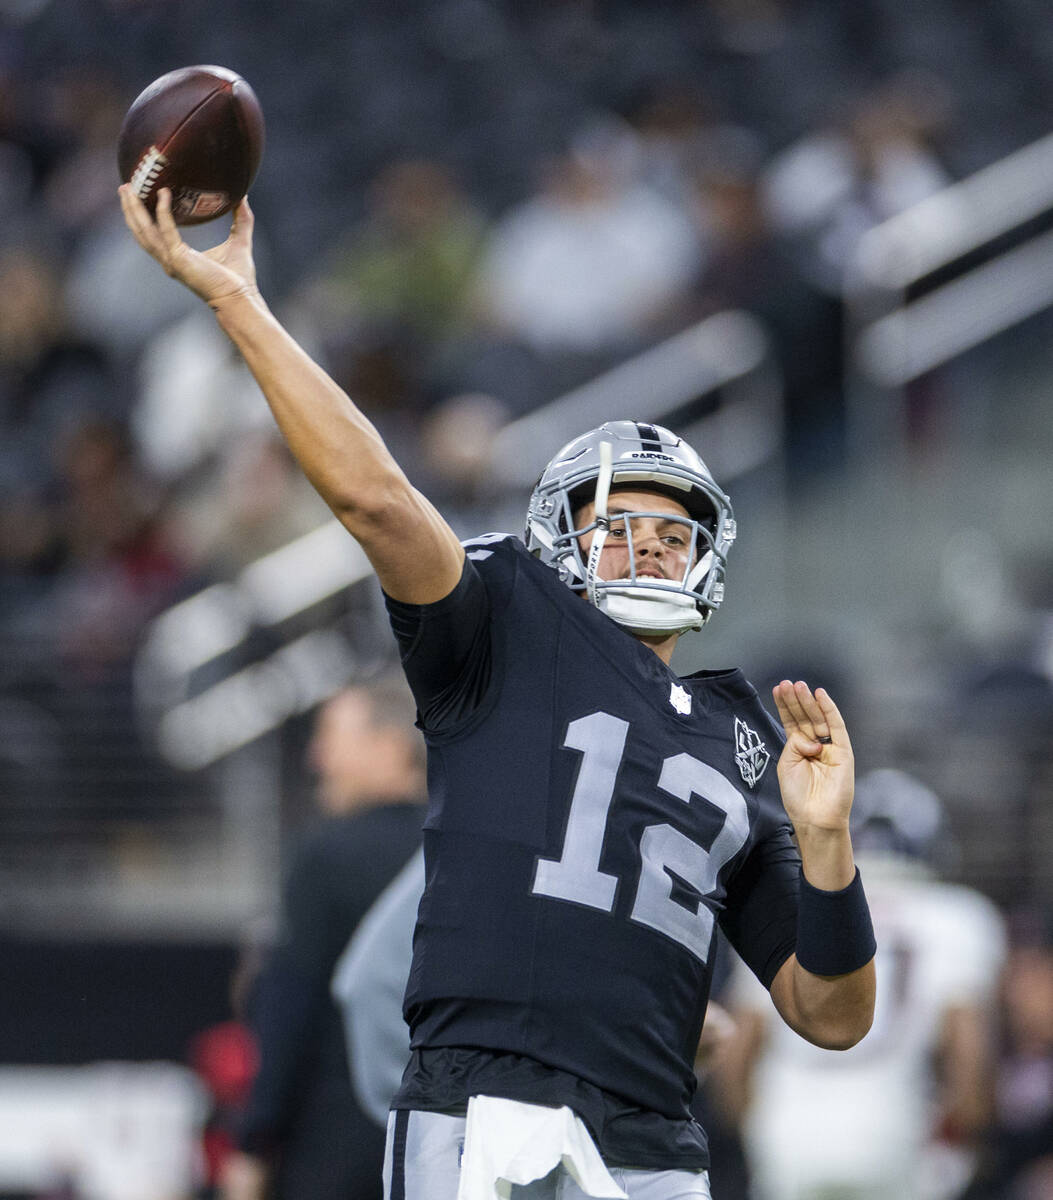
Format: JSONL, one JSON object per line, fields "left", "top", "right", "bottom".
{"left": 771, "top": 680, "right": 854, "bottom": 835}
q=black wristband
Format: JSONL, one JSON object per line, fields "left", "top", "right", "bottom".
{"left": 795, "top": 867, "right": 876, "bottom": 977}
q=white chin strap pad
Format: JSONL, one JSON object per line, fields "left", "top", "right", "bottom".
{"left": 596, "top": 587, "right": 705, "bottom": 635}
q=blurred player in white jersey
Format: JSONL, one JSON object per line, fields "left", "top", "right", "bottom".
{"left": 715, "top": 769, "right": 1007, "bottom": 1200}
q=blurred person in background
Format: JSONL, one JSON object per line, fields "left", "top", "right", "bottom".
{"left": 756, "top": 70, "right": 957, "bottom": 461}
{"left": 962, "top": 908, "right": 1053, "bottom": 1200}
{"left": 470, "top": 116, "right": 702, "bottom": 360}
{"left": 330, "top": 841, "right": 426, "bottom": 1133}
{"left": 285, "top": 156, "right": 489, "bottom": 448}
{"left": 41, "top": 413, "right": 191, "bottom": 855}
{"left": 170, "top": 429, "right": 333, "bottom": 579}
{"left": 0, "top": 241, "right": 123, "bottom": 498}
{"left": 220, "top": 676, "right": 426, "bottom": 1200}
{"left": 409, "top": 390, "right": 522, "bottom": 537}
{"left": 678, "top": 150, "right": 846, "bottom": 481}
{"left": 759, "top": 70, "right": 954, "bottom": 297}
{"left": 40, "top": 67, "right": 129, "bottom": 241}
{"left": 321, "top": 156, "right": 487, "bottom": 350}
{"left": 713, "top": 768, "right": 1007, "bottom": 1200}
{"left": 430, "top": 114, "right": 708, "bottom": 418}
{"left": 188, "top": 922, "right": 270, "bottom": 1200}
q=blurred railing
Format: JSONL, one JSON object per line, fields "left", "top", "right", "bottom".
{"left": 844, "top": 129, "right": 1053, "bottom": 459}
{"left": 838, "top": 137, "right": 1053, "bottom": 917}
{"left": 489, "top": 310, "right": 782, "bottom": 489}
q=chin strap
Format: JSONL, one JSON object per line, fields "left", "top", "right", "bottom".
{"left": 585, "top": 439, "right": 613, "bottom": 610}
{"left": 600, "top": 587, "right": 705, "bottom": 635}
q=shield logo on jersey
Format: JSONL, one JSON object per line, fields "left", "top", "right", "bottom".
{"left": 734, "top": 717, "right": 770, "bottom": 787}
{"left": 669, "top": 683, "right": 692, "bottom": 715}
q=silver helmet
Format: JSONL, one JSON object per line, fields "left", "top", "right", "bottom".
{"left": 525, "top": 421, "right": 735, "bottom": 635}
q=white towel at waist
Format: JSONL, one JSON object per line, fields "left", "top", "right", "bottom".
{"left": 456, "top": 1095, "right": 629, "bottom": 1200}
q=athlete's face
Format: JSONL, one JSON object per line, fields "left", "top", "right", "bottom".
{"left": 574, "top": 489, "right": 694, "bottom": 583}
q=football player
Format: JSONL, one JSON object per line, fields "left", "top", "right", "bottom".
{"left": 120, "top": 186, "right": 876, "bottom": 1200}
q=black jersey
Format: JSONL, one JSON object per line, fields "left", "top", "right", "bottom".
{"left": 386, "top": 534, "right": 800, "bottom": 1168}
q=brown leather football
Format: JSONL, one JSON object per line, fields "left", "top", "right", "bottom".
{"left": 117, "top": 65, "right": 265, "bottom": 225}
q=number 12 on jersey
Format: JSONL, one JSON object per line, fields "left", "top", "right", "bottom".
{"left": 531, "top": 711, "right": 751, "bottom": 963}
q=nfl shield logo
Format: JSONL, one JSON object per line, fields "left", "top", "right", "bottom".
{"left": 669, "top": 683, "right": 692, "bottom": 715}
{"left": 734, "top": 717, "right": 770, "bottom": 786}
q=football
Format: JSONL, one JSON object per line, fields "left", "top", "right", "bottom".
{"left": 117, "top": 65, "right": 265, "bottom": 226}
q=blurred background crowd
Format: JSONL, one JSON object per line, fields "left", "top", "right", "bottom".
{"left": 0, "top": 0, "right": 1050, "bottom": 1197}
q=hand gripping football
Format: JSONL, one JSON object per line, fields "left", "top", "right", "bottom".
{"left": 117, "top": 65, "right": 265, "bottom": 225}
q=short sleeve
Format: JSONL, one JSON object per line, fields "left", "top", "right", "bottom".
{"left": 384, "top": 557, "right": 493, "bottom": 732}
{"left": 719, "top": 815, "right": 801, "bottom": 989}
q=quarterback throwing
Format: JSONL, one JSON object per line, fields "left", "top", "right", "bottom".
{"left": 120, "top": 184, "right": 876, "bottom": 1200}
